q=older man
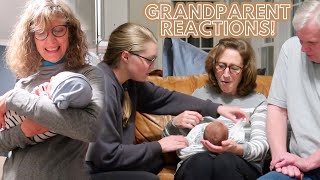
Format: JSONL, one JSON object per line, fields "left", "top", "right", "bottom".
{"left": 258, "top": 0, "right": 320, "bottom": 179}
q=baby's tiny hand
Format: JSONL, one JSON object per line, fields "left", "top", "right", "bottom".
{"left": 32, "top": 86, "right": 40, "bottom": 95}
{"left": 0, "top": 121, "right": 6, "bottom": 130}
{"left": 0, "top": 115, "right": 6, "bottom": 130}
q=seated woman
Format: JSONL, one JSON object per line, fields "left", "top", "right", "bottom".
{"left": 85, "top": 23, "right": 248, "bottom": 180}
{"left": 163, "top": 38, "right": 269, "bottom": 180}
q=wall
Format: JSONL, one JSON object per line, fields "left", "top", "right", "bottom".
{"left": 0, "top": 46, "right": 16, "bottom": 96}
{"left": 129, "top": 0, "right": 165, "bottom": 69}
{"left": 66, "top": 0, "right": 96, "bottom": 48}
{"left": 104, "top": 0, "right": 128, "bottom": 40}
{"left": 0, "top": 0, "right": 25, "bottom": 45}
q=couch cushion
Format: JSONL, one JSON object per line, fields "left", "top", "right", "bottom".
{"left": 157, "top": 165, "right": 176, "bottom": 180}
{"left": 255, "top": 75, "right": 272, "bottom": 97}
{"left": 146, "top": 74, "right": 208, "bottom": 94}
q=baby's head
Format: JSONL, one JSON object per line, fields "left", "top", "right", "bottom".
{"left": 203, "top": 121, "right": 228, "bottom": 146}
{"left": 49, "top": 71, "right": 92, "bottom": 109}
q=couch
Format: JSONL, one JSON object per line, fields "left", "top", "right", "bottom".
{"left": 135, "top": 74, "right": 273, "bottom": 180}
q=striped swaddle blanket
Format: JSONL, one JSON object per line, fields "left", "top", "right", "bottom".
{"left": 4, "top": 110, "right": 57, "bottom": 143}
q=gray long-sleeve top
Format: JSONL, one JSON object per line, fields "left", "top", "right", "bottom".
{"left": 163, "top": 86, "right": 269, "bottom": 173}
{"left": 0, "top": 63, "right": 104, "bottom": 180}
{"left": 86, "top": 62, "right": 221, "bottom": 172}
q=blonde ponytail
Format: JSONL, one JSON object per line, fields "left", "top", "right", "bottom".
{"left": 103, "top": 23, "right": 157, "bottom": 68}
{"left": 122, "top": 91, "right": 132, "bottom": 127}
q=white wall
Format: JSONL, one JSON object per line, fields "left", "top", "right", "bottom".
{"left": 0, "top": 0, "right": 25, "bottom": 45}
{"left": 101, "top": 0, "right": 163, "bottom": 69}
{"left": 66, "top": 0, "right": 95, "bottom": 48}
{"left": 129, "top": 0, "right": 165, "bottom": 69}
{"left": 104, "top": 0, "right": 128, "bottom": 40}
{"left": 0, "top": 0, "right": 95, "bottom": 47}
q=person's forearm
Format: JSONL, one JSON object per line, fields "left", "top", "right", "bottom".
{"left": 233, "top": 144, "right": 244, "bottom": 156}
{"left": 242, "top": 100, "right": 269, "bottom": 162}
{"left": 6, "top": 67, "right": 105, "bottom": 142}
{"left": 0, "top": 125, "right": 35, "bottom": 152}
{"left": 137, "top": 82, "right": 220, "bottom": 118}
{"left": 267, "top": 104, "right": 288, "bottom": 158}
{"left": 306, "top": 150, "right": 320, "bottom": 171}
{"left": 89, "top": 140, "right": 162, "bottom": 171}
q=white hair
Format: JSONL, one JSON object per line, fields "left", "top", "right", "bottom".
{"left": 292, "top": 0, "right": 320, "bottom": 31}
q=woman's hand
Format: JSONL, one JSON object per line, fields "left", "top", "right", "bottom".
{"left": 217, "top": 105, "right": 249, "bottom": 123}
{"left": 158, "top": 135, "right": 188, "bottom": 153}
{"left": 201, "top": 139, "right": 243, "bottom": 155}
{"left": 172, "top": 110, "right": 203, "bottom": 129}
{"left": 0, "top": 94, "right": 6, "bottom": 128}
{"left": 21, "top": 118, "right": 49, "bottom": 137}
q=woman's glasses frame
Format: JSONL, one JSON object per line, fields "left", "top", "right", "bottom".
{"left": 129, "top": 52, "right": 157, "bottom": 66}
{"left": 34, "top": 25, "right": 68, "bottom": 41}
{"left": 215, "top": 62, "right": 243, "bottom": 75}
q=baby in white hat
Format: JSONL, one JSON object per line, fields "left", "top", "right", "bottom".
{"left": 2, "top": 71, "right": 92, "bottom": 143}
{"left": 36, "top": 71, "right": 93, "bottom": 109}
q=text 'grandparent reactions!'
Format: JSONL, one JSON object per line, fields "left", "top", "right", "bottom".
{"left": 145, "top": 2, "right": 292, "bottom": 38}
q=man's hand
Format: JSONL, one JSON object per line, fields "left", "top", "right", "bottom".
{"left": 217, "top": 105, "right": 249, "bottom": 123}
{"left": 21, "top": 118, "right": 49, "bottom": 137}
{"left": 271, "top": 152, "right": 310, "bottom": 172}
{"left": 158, "top": 135, "right": 188, "bottom": 153}
{"left": 275, "top": 164, "right": 304, "bottom": 179}
{"left": 172, "top": 111, "right": 203, "bottom": 129}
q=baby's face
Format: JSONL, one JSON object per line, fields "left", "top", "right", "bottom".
{"left": 41, "top": 82, "right": 52, "bottom": 97}
{"left": 41, "top": 76, "right": 55, "bottom": 98}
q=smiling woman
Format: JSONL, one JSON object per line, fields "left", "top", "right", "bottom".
{"left": 33, "top": 18, "right": 69, "bottom": 62}
{"left": 0, "top": 0, "right": 104, "bottom": 179}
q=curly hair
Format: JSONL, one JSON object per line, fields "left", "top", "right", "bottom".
{"left": 5, "top": 0, "right": 88, "bottom": 78}
{"left": 205, "top": 38, "right": 257, "bottom": 96}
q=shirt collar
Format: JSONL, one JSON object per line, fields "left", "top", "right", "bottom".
{"left": 42, "top": 58, "right": 65, "bottom": 66}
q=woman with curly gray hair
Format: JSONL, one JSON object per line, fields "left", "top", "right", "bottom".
{"left": 0, "top": 0, "right": 104, "bottom": 179}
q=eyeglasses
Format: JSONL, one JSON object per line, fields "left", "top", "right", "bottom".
{"left": 34, "top": 25, "right": 68, "bottom": 41}
{"left": 215, "top": 62, "right": 243, "bottom": 75}
{"left": 129, "top": 52, "right": 157, "bottom": 66}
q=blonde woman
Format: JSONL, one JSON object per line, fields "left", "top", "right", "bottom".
{"left": 0, "top": 0, "right": 104, "bottom": 179}
{"left": 86, "top": 23, "right": 248, "bottom": 180}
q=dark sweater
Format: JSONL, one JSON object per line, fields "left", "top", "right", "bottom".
{"left": 86, "top": 62, "right": 220, "bottom": 172}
